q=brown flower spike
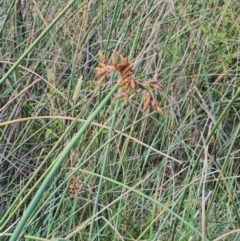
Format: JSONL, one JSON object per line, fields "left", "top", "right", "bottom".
{"left": 95, "top": 52, "right": 164, "bottom": 115}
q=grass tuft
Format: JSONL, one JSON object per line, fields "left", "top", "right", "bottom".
{"left": 0, "top": 0, "right": 239, "bottom": 240}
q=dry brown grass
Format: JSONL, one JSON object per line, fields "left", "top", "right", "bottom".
{"left": 96, "top": 51, "right": 164, "bottom": 115}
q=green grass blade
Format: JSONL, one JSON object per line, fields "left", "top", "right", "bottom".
{"left": 9, "top": 83, "right": 119, "bottom": 241}
{"left": 0, "top": 0, "right": 76, "bottom": 86}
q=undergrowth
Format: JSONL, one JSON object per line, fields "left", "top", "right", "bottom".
{"left": 0, "top": 0, "right": 240, "bottom": 241}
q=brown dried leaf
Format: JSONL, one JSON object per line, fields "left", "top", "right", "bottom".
{"left": 117, "top": 63, "right": 131, "bottom": 73}
{"left": 143, "top": 92, "right": 151, "bottom": 111}
{"left": 123, "top": 93, "right": 129, "bottom": 106}
{"left": 121, "top": 82, "right": 130, "bottom": 91}
{"left": 98, "top": 75, "right": 108, "bottom": 87}
{"left": 149, "top": 81, "right": 164, "bottom": 90}
{"left": 120, "top": 78, "right": 130, "bottom": 90}
{"left": 99, "top": 63, "right": 107, "bottom": 68}
{"left": 130, "top": 79, "right": 139, "bottom": 93}
{"left": 106, "top": 65, "right": 116, "bottom": 71}
{"left": 122, "top": 57, "right": 129, "bottom": 65}
{"left": 121, "top": 64, "right": 134, "bottom": 77}
{"left": 113, "top": 92, "right": 129, "bottom": 105}
{"left": 95, "top": 67, "right": 108, "bottom": 77}
{"left": 114, "top": 57, "right": 131, "bottom": 73}
{"left": 113, "top": 92, "right": 127, "bottom": 100}
{"left": 112, "top": 63, "right": 118, "bottom": 72}
{"left": 119, "top": 78, "right": 129, "bottom": 85}
{"left": 153, "top": 106, "right": 164, "bottom": 116}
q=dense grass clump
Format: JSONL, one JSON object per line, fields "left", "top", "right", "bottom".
{"left": 0, "top": 0, "right": 239, "bottom": 240}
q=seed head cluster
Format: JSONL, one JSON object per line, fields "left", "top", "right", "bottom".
{"left": 95, "top": 51, "right": 164, "bottom": 115}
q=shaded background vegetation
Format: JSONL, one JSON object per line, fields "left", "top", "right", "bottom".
{"left": 0, "top": 0, "right": 240, "bottom": 240}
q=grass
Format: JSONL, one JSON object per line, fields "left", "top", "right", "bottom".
{"left": 0, "top": 0, "right": 240, "bottom": 240}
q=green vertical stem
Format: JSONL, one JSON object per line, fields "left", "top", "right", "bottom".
{"left": 170, "top": 87, "right": 240, "bottom": 241}
{"left": 0, "top": 0, "right": 18, "bottom": 37}
{"left": 0, "top": 0, "right": 76, "bottom": 85}
{"left": 9, "top": 83, "right": 119, "bottom": 241}
{"left": 89, "top": 98, "right": 120, "bottom": 239}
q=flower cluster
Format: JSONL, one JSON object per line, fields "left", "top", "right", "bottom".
{"left": 95, "top": 51, "right": 164, "bottom": 115}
